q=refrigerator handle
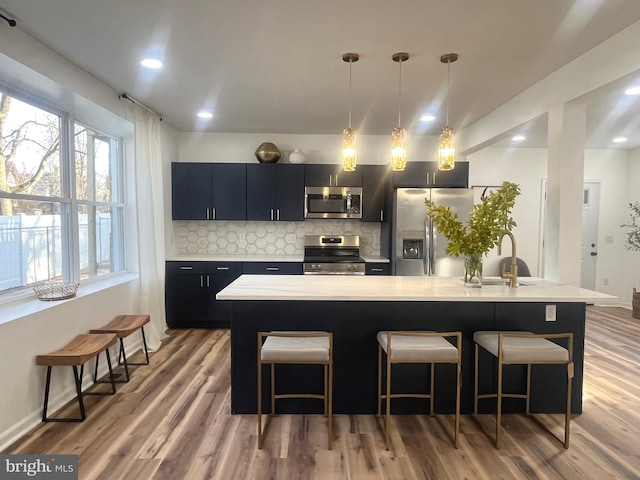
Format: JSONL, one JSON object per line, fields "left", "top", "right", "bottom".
{"left": 424, "top": 216, "right": 430, "bottom": 275}
{"left": 430, "top": 218, "right": 436, "bottom": 274}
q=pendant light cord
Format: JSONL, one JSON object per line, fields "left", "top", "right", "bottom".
{"left": 446, "top": 59, "right": 451, "bottom": 127}
{"left": 348, "top": 59, "right": 353, "bottom": 129}
{"left": 397, "top": 59, "right": 403, "bottom": 127}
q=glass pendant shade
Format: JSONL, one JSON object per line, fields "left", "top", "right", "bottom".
{"left": 342, "top": 53, "right": 359, "bottom": 172}
{"left": 438, "top": 126, "right": 455, "bottom": 171}
{"left": 438, "top": 53, "right": 458, "bottom": 172}
{"left": 391, "top": 127, "right": 407, "bottom": 171}
{"left": 342, "top": 127, "right": 357, "bottom": 172}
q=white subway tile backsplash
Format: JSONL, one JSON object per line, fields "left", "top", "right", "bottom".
{"left": 174, "top": 220, "right": 381, "bottom": 256}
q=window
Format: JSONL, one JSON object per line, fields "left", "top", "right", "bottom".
{"left": 0, "top": 90, "right": 126, "bottom": 296}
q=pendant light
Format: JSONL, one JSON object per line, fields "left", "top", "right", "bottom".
{"left": 438, "top": 53, "right": 458, "bottom": 171}
{"left": 342, "top": 53, "right": 359, "bottom": 172}
{"left": 391, "top": 52, "right": 409, "bottom": 172}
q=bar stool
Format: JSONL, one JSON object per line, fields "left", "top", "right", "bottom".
{"left": 377, "top": 331, "right": 462, "bottom": 449}
{"left": 257, "top": 331, "right": 333, "bottom": 449}
{"left": 473, "top": 331, "right": 574, "bottom": 449}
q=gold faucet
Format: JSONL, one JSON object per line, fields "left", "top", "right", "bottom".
{"left": 497, "top": 231, "right": 518, "bottom": 288}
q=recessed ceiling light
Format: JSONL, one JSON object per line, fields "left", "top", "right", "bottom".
{"left": 140, "top": 58, "right": 163, "bottom": 69}
{"left": 197, "top": 111, "right": 214, "bottom": 119}
{"left": 612, "top": 136, "right": 628, "bottom": 143}
{"left": 511, "top": 135, "right": 526, "bottom": 142}
{"left": 624, "top": 86, "right": 640, "bottom": 96}
{"left": 420, "top": 115, "right": 436, "bottom": 122}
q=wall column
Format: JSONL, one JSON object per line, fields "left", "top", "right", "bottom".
{"left": 544, "top": 103, "right": 586, "bottom": 285}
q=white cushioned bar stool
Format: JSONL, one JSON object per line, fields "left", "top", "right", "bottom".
{"left": 473, "top": 331, "right": 574, "bottom": 449}
{"left": 257, "top": 331, "right": 333, "bottom": 449}
{"left": 377, "top": 331, "right": 462, "bottom": 449}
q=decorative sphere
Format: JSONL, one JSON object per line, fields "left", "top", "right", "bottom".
{"left": 255, "top": 142, "right": 281, "bottom": 163}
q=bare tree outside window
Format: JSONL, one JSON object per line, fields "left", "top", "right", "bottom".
{"left": 0, "top": 91, "right": 125, "bottom": 293}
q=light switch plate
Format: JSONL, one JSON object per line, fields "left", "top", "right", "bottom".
{"left": 286, "top": 234, "right": 297, "bottom": 243}
{"left": 545, "top": 304, "right": 557, "bottom": 322}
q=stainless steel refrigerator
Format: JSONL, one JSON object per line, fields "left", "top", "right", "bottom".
{"left": 393, "top": 188, "right": 474, "bottom": 276}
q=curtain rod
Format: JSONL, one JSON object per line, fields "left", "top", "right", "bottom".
{"left": 0, "top": 8, "right": 17, "bottom": 27}
{"left": 118, "top": 93, "right": 163, "bottom": 121}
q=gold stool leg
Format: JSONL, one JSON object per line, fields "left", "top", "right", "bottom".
{"left": 385, "top": 354, "right": 392, "bottom": 450}
{"left": 377, "top": 345, "right": 382, "bottom": 418}
{"left": 430, "top": 362, "right": 435, "bottom": 416}
{"left": 496, "top": 357, "right": 504, "bottom": 449}
{"left": 474, "top": 343, "right": 479, "bottom": 415}
{"left": 455, "top": 357, "right": 461, "bottom": 448}
{"left": 328, "top": 359, "right": 333, "bottom": 450}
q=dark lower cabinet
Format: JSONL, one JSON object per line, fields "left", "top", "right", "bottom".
{"left": 242, "top": 262, "right": 303, "bottom": 275}
{"left": 165, "top": 261, "right": 241, "bottom": 328}
{"left": 365, "top": 262, "right": 391, "bottom": 275}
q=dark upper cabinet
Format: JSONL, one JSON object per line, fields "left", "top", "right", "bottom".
{"left": 171, "top": 163, "right": 246, "bottom": 220}
{"left": 362, "top": 164, "right": 389, "bottom": 222}
{"left": 246, "top": 164, "right": 304, "bottom": 221}
{"left": 428, "top": 161, "right": 469, "bottom": 188}
{"left": 390, "top": 161, "right": 468, "bottom": 188}
{"left": 304, "top": 164, "right": 362, "bottom": 187}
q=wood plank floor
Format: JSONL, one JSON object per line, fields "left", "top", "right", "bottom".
{"left": 4, "top": 306, "right": 640, "bottom": 479}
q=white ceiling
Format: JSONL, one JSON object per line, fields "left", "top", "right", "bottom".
{"left": 2, "top": 0, "right": 640, "bottom": 150}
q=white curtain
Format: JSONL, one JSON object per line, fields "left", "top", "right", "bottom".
{"left": 133, "top": 106, "right": 166, "bottom": 350}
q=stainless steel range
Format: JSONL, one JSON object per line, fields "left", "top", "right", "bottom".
{"left": 303, "top": 235, "right": 365, "bottom": 275}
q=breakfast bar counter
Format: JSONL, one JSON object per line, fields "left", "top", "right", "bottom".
{"left": 217, "top": 275, "right": 616, "bottom": 416}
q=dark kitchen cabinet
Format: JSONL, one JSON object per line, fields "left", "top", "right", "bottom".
{"left": 390, "top": 161, "right": 468, "bottom": 188}
{"left": 304, "top": 164, "right": 362, "bottom": 187}
{"left": 246, "top": 164, "right": 305, "bottom": 221}
{"left": 171, "top": 162, "right": 246, "bottom": 220}
{"left": 365, "top": 262, "right": 392, "bottom": 275}
{"left": 362, "top": 164, "right": 389, "bottom": 222}
{"left": 242, "top": 262, "right": 303, "bottom": 275}
{"left": 426, "top": 161, "right": 469, "bottom": 188}
{"left": 165, "top": 261, "right": 241, "bottom": 328}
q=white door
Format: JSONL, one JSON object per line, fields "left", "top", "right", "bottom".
{"left": 580, "top": 182, "right": 600, "bottom": 290}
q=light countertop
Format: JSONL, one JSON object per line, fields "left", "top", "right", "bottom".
{"left": 166, "top": 254, "right": 389, "bottom": 263}
{"left": 216, "top": 275, "right": 618, "bottom": 303}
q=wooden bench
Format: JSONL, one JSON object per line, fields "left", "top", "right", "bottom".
{"left": 36, "top": 333, "right": 118, "bottom": 422}
{"left": 90, "top": 314, "right": 150, "bottom": 383}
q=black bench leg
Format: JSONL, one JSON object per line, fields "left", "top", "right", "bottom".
{"left": 42, "top": 365, "right": 86, "bottom": 422}
{"left": 119, "top": 328, "right": 150, "bottom": 367}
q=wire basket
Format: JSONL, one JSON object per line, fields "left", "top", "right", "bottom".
{"left": 33, "top": 282, "right": 79, "bottom": 301}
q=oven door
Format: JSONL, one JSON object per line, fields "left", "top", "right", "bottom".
{"left": 304, "top": 186, "right": 362, "bottom": 219}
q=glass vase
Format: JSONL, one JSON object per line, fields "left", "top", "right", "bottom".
{"left": 464, "top": 252, "right": 483, "bottom": 288}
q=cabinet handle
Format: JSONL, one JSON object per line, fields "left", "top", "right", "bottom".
{"left": 380, "top": 210, "right": 384, "bottom": 222}
{"left": 433, "top": 171, "right": 437, "bottom": 184}
{"left": 212, "top": 207, "right": 216, "bottom": 220}
{"left": 276, "top": 209, "right": 280, "bottom": 221}
{"left": 200, "top": 275, "right": 204, "bottom": 288}
{"left": 179, "top": 266, "right": 193, "bottom": 270}
{"left": 266, "top": 267, "right": 279, "bottom": 271}
{"left": 371, "top": 268, "right": 384, "bottom": 272}
{"left": 206, "top": 275, "right": 210, "bottom": 288}
{"left": 216, "top": 266, "right": 230, "bottom": 271}
{"left": 206, "top": 208, "right": 210, "bottom": 220}
{"left": 426, "top": 172, "right": 430, "bottom": 185}
{"left": 270, "top": 209, "right": 274, "bottom": 221}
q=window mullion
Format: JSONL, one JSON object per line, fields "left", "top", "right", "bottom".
{"left": 62, "top": 114, "right": 80, "bottom": 282}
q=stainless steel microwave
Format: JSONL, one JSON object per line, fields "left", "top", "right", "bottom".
{"left": 304, "top": 186, "right": 362, "bottom": 219}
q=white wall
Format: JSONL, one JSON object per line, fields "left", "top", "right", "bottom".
{"left": 0, "top": 27, "right": 178, "bottom": 449}
{"left": 466, "top": 148, "right": 548, "bottom": 277}
{"left": 623, "top": 149, "right": 640, "bottom": 298}
{"left": 467, "top": 146, "right": 633, "bottom": 305}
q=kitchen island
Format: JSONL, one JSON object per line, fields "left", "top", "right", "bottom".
{"left": 217, "top": 275, "right": 616, "bottom": 416}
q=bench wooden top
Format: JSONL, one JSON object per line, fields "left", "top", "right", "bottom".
{"left": 36, "top": 333, "right": 117, "bottom": 366}
{"left": 90, "top": 314, "right": 150, "bottom": 337}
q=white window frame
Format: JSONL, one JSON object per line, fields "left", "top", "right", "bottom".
{"left": 0, "top": 86, "right": 128, "bottom": 302}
